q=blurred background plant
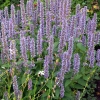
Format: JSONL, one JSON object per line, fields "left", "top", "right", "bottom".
{"left": 1, "top": 0, "right": 100, "bottom": 28}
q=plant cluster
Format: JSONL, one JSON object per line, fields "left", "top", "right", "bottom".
{"left": 0, "top": 0, "right": 100, "bottom": 100}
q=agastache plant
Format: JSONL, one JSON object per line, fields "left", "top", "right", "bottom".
{"left": 73, "top": 53, "right": 80, "bottom": 74}
{"left": 28, "top": 79, "right": 33, "bottom": 90}
{"left": 48, "top": 35, "right": 54, "bottom": 66}
{"left": 1, "top": 20, "right": 9, "bottom": 61}
{"left": 8, "top": 18, "right": 15, "bottom": 38}
{"left": 12, "top": 75, "right": 19, "bottom": 99}
{"left": 9, "top": 40, "right": 16, "bottom": 61}
{"left": 37, "top": 29, "right": 42, "bottom": 55}
{"left": 96, "top": 49, "right": 100, "bottom": 66}
{"left": 40, "top": 2, "right": 44, "bottom": 35}
{"left": 20, "top": 0, "right": 26, "bottom": 28}
{"left": 11, "top": 4, "right": 16, "bottom": 25}
{"left": 44, "top": 55, "right": 49, "bottom": 78}
{"left": 4, "top": 7, "right": 9, "bottom": 20}
{"left": 46, "top": 11, "right": 51, "bottom": 38}
{"left": 20, "top": 33, "right": 28, "bottom": 66}
{"left": 1, "top": 0, "right": 100, "bottom": 99}
{"left": 30, "top": 38, "right": 35, "bottom": 58}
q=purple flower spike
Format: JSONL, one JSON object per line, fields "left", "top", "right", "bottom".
{"left": 30, "top": 38, "right": 35, "bottom": 58}
{"left": 62, "top": 52, "right": 71, "bottom": 73}
{"left": 66, "top": 0, "right": 71, "bottom": 18}
{"left": 4, "top": 7, "right": 9, "bottom": 20}
{"left": 73, "top": 53, "right": 80, "bottom": 74}
{"left": 96, "top": 49, "right": 100, "bottom": 62}
{"left": 48, "top": 35, "right": 54, "bottom": 65}
{"left": 9, "top": 40, "right": 16, "bottom": 61}
{"left": 26, "top": 36, "right": 31, "bottom": 51}
{"left": 44, "top": 55, "right": 49, "bottom": 78}
{"left": 20, "top": 0, "right": 26, "bottom": 28}
{"left": 40, "top": 2, "right": 44, "bottom": 35}
{"left": 8, "top": 19, "right": 15, "bottom": 38}
{"left": 76, "top": 4, "right": 80, "bottom": 14}
{"left": 37, "top": 0, "right": 40, "bottom": 14}
{"left": 76, "top": 91, "right": 80, "bottom": 100}
{"left": 95, "top": 32, "right": 100, "bottom": 44}
{"left": 60, "top": 84, "right": 65, "bottom": 98}
{"left": 89, "top": 49, "right": 95, "bottom": 68}
{"left": 46, "top": 11, "right": 51, "bottom": 38}
{"left": 1, "top": 21, "right": 9, "bottom": 60}
{"left": 28, "top": 79, "right": 32, "bottom": 90}
{"left": 20, "top": 34, "right": 28, "bottom": 66}
{"left": 11, "top": 4, "right": 16, "bottom": 25}
{"left": 13, "top": 75, "right": 19, "bottom": 99}
{"left": 81, "top": 35, "right": 86, "bottom": 47}
{"left": 16, "top": 10, "right": 21, "bottom": 26}
{"left": 37, "top": 30, "right": 42, "bottom": 55}
{"left": 30, "top": 23, "right": 34, "bottom": 34}
{"left": 52, "top": 25, "right": 57, "bottom": 36}
{"left": 68, "top": 37, "right": 74, "bottom": 58}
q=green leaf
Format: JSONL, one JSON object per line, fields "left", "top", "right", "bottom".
{"left": 46, "top": 80, "right": 53, "bottom": 89}
{"left": 65, "top": 80, "right": 71, "bottom": 87}
{"left": 98, "top": 0, "right": 100, "bottom": 6}
{"left": 65, "top": 72, "right": 72, "bottom": 79}
{"left": 83, "top": 75, "right": 89, "bottom": 81}
{"left": 74, "top": 83, "right": 84, "bottom": 89}
{"left": 77, "top": 43, "right": 86, "bottom": 52}
{"left": 74, "top": 74, "right": 82, "bottom": 80}
{"left": 55, "top": 88, "right": 60, "bottom": 98}
{"left": 21, "top": 75, "right": 27, "bottom": 84}
{"left": 74, "top": 38, "right": 80, "bottom": 42}
{"left": 54, "top": 42, "right": 59, "bottom": 52}
{"left": 54, "top": 42, "right": 59, "bottom": 48}
{"left": 1, "top": 64, "right": 11, "bottom": 69}
{"left": 17, "top": 60, "right": 23, "bottom": 65}
{"left": 65, "top": 92, "right": 73, "bottom": 98}
{"left": 94, "top": 76, "right": 100, "bottom": 80}
{"left": 77, "top": 79, "right": 86, "bottom": 86}
{"left": 41, "top": 92, "right": 48, "bottom": 98}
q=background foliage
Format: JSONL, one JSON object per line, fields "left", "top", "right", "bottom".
{"left": 0, "top": 0, "right": 100, "bottom": 28}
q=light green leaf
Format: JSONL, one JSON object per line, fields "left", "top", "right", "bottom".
{"left": 77, "top": 43, "right": 86, "bottom": 52}
{"left": 46, "top": 80, "right": 53, "bottom": 89}
{"left": 65, "top": 80, "right": 71, "bottom": 87}
{"left": 55, "top": 88, "right": 60, "bottom": 98}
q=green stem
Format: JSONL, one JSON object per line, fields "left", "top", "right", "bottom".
{"left": 80, "top": 66, "right": 97, "bottom": 99}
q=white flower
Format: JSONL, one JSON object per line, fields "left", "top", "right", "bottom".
{"left": 38, "top": 71, "right": 44, "bottom": 76}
